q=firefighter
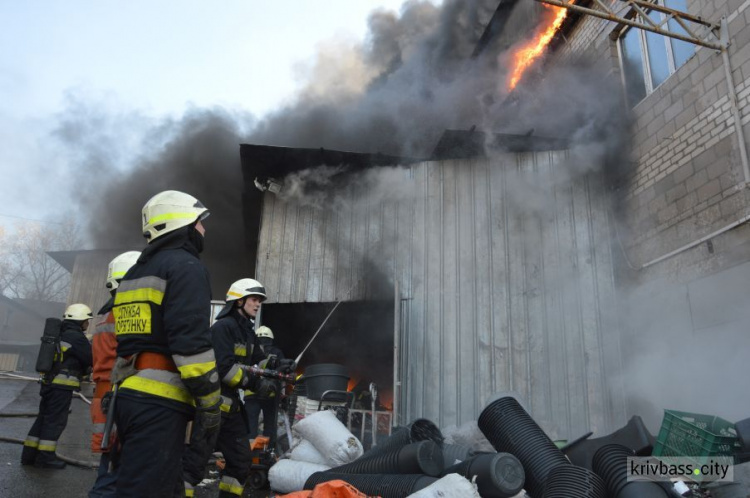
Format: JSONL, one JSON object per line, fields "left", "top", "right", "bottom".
{"left": 22, "top": 303, "right": 93, "bottom": 469}
{"left": 111, "top": 190, "right": 221, "bottom": 497}
{"left": 88, "top": 251, "right": 140, "bottom": 498}
{"left": 245, "top": 325, "right": 286, "bottom": 446}
{"left": 182, "top": 278, "right": 293, "bottom": 497}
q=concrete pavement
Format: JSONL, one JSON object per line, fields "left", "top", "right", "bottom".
{"left": 0, "top": 378, "right": 271, "bottom": 497}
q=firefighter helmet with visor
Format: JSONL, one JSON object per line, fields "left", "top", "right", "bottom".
{"left": 106, "top": 251, "right": 141, "bottom": 290}
{"left": 225, "top": 278, "right": 266, "bottom": 302}
{"left": 64, "top": 303, "right": 93, "bottom": 321}
{"left": 256, "top": 325, "right": 274, "bottom": 339}
{"left": 141, "top": 190, "right": 209, "bottom": 242}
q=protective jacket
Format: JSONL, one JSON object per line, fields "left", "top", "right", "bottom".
{"left": 212, "top": 309, "right": 263, "bottom": 413}
{"left": 45, "top": 320, "right": 92, "bottom": 390}
{"left": 90, "top": 297, "right": 116, "bottom": 452}
{"left": 114, "top": 228, "right": 220, "bottom": 414}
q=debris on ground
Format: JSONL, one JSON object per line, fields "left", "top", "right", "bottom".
{"left": 259, "top": 395, "right": 750, "bottom": 498}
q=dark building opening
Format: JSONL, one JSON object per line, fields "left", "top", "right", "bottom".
{"left": 260, "top": 299, "right": 395, "bottom": 408}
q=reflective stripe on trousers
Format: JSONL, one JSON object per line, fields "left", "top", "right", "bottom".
{"left": 38, "top": 439, "right": 57, "bottom": 452}
{"left": 51, "top": 372, "right": 81, "bottom": 388}
{"left": 23, "top": 436, "right": 39, "bottom": 448}
{"left": 219, "top": 476, "right": 243, "bottom": 496}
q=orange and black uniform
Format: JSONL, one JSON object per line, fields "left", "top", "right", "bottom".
{"left": 22, "top": 320, "right": 92, "bottom": 466}
{"left": 89, "top": 297, "right": 118, "bottom": 497}
{"left": 183, "top": 307, "right": 262, "bottom": 497}
{"left": 113, "top": 227, "right": 220, "bottom": 498}
{"left": 91, "top": 297, "right": 117, "bottom": 452}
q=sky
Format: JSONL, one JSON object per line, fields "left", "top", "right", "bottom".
{"left": 0, "top": 0, "right": 413, "bottom": 224}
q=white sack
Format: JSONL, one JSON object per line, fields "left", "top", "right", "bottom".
{"left": 293, "top": 409, "right": 363, "bottom": 466}
{"left": 268, "top": 459, "right": 330, "bottom": 494}
{"left": 406, "top": 473, "right": 481, "bottom": 498}
{"left": 289, "top": 438, "right": 330, "bottom": 465}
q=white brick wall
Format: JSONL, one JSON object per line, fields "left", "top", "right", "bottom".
{"left": 629, "top": 89, "right": 740, "bottom": 198}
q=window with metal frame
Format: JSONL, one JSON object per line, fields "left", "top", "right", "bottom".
{"left": 617, "top": 0, "right": 695, "bottom": 107}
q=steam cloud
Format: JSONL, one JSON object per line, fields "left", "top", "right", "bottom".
{"left": 55, "top": 0, "right": 747, "bottom": 427}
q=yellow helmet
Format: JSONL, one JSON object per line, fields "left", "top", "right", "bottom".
{"left": 106, "top": 251, "right": 141, "bottom": 290}
{"left": 64, "top": 304, "right": 93, "bottom": 321}
{"left": 141, "top": 190, "right": 209, "bottom": 242}
{"left": 256, "top": 325, "right": 274, "bottom": 339}
{"left": 225, "top": 278, "right": 266, "bottom": 302}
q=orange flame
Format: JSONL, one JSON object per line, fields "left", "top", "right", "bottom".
{"left": 507, "top": 5, "right": 568, "bottom": 91}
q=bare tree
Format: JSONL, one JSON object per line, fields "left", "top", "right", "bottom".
{"left": 0, "top": 221, "right": 80, "bottom": 302}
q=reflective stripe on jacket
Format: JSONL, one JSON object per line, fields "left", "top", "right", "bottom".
{"left": 114, "top": 228, "right": 220, "bottom": 411}
{"left": 211, "top": 309, "right": 264, "bottom": 410}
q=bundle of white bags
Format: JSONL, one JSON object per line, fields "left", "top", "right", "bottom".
{"left": 268, "top": 410, "right": 363, "bottom": 493}
{"left": 268, "top": 409, "right": 484, "bottom": 497}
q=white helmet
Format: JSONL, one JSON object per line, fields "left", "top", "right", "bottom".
{"left": 106, "top": 251, "right": 141, "bottom": 290}
{"left": 142, "top": 190, "right": 209, "bottom": 242}
{"left": 225, "top": 278, "right": 266, "bottom": 302}
{"left": 256, "top": 326, "right": 274, "bottom": 339}
{"left": 64, "top": 304, "right": 93, "bottom": 321}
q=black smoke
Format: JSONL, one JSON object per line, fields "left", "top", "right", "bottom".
{"left": 62, "top": 0, "right": 629, "bottom": 294}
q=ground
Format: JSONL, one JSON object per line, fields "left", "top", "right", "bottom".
{"left": 0, "top": 379, "right": 273, "bottom": 498}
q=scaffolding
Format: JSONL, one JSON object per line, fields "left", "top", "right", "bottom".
{"left": 535, "top": 0, "right": 750, "bottom": 184}
{"left": 536, "top": 0, "right": 723, "bottom": 50}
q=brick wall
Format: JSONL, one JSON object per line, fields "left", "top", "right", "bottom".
{"left": 552, "top": 0, "right": 750, "bottom": 283}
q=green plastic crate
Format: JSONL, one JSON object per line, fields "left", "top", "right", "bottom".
{"left": 653, "top": 409, "right": 741, "bottom": 460}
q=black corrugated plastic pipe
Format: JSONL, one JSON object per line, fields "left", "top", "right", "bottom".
{"left": 305, "top": 472, "right": 437, "bottom": 497}
{"left": 328, "top": 440, "right": 443, "bottom": 477}
{"left": 442, "top": 452, "right": 525, "bottom": 498}
{"left": 542, "top": 464, "right": 606, "bottom": 497}
{"left": 478, "top": 397, "right": 568, "bottom": 497}
{"left": 593, "top": 444, "right": 669, "bottom": 498}
{"left": 363, "top": 418, "right": 444, "bottom": 459}
{"left": 441, "top": 443, "right": 472, "bottom": 468}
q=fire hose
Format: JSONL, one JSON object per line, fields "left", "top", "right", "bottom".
{"left": 243, "top": 365, "right": 297, "bottom": 384}
{"left": 0, "top": 371, "right": 93, "bottom": 405}
{"left": 0, "top": 436, "right": 97, "bottom": 468}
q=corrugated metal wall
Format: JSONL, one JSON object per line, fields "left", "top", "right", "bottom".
{"left": 256, "top": 152, "right": 626, "bottom": 438}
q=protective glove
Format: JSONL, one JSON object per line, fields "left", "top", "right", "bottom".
{"left": 262, "top": 378, "right": 281, "bottom": 398}
{"left": 278, "top": 358, "right": 297, "bottom": 374}
{"left": 189, "top": 400, "right": 221, "bottom": 456}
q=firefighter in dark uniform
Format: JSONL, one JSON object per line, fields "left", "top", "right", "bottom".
{"left": 22, "top": 304, "right": 93, "bottom": 469}
{"left": 183, "top": 278, "right": 291, "bottom": 497}
{"left": 111, "top": 190, "right": 221, "bottom": 497}
{"left": 245, "top": 325, "right": 286, "bottom": 446}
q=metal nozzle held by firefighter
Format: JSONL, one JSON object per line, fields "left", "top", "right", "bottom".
{"left": 242, "top": 365, "right": 296, "bottom": 384}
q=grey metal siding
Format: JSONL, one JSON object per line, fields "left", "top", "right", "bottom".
{"left": 255, "top": 152, "right": 625, "bottom": 437}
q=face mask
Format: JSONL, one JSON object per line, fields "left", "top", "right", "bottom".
{"left": 259, "top": 337, "right": 273, "bottom": 346}
{"left": 188, "top": 224, "right": 204, "bottom": 253}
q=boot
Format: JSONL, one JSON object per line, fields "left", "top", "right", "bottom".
{"left": 20, "top": 445, "right": 37, "bottom": 466}
{"left": 34, "top": 451, "right": 66, "bottom": 469}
